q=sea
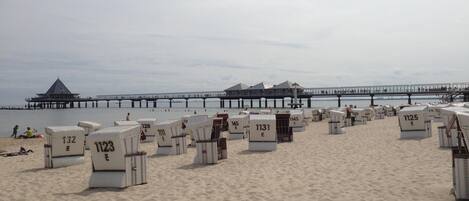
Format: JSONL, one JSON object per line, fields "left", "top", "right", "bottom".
{"left": 0, "top": 97, "right": 442, "bottom": 137}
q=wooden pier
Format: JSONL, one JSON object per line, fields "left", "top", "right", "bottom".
{"left": 25, "top": 79, "right": 469, "bottom": 109}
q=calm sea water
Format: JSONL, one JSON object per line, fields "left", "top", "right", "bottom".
{"left": 0, "top": 98, "right": 439, "bottom": 137}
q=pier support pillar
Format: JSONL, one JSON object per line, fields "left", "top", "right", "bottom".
{"left": 85, "top": 102, "right": 88, "bottom": 108}
{"left": 265, "top": 99, "right": 268, "bottom": 108}
{"left": 220, "top": 99, "right": 223, "bottom": 108}
{"left": 258, "top": 99, "right": 262, "bottom": 108}
{"left": 78, "top": 102, "right": 81, "bottom": 108}
{"left": 139, "top": 101, "right": 142, "bottom": 108}
{"left": 131, "top": 101, "right": 135, "bottom": 108}
{"left": 70, "top": 102, "right": 74, "bottom": 108}
{"left": 241, "top": 99, "right": 244, "bottom": 108}
{"left": 290, "top": 98, "right": 293, "bottom": 108}
{"left": 274, "top": 99, "right": 277, "bottom": 108}
{"left": 153, "top": 100, "right": 157, "bottom": 108}
{"left": 96, "top": 101, "right": 98, "bottom": 108}
{"left": 407, "top": 94, "right": 412, "bottom": 105}
{"left": 203, "top": 98, "right": 206, "bottom": 108}
{"left": 282, "top": 98, "right": 285, "bottom": 108}
{"left": 185, "top": 99, "right": 189, "bottom": 108}
{"left": 146, "top": 100, "right": 149, "bottom": 108}
{"left": 337, "top": 95, "right": 342, "bottom": 107}
{"left": 229, "top": 100, "right": 232, "bottom": 108}
{"left": 169, "top": 99, "right": 173, "bottom": 108}
{"left": 464, "top": 93, "right": 469, "bottom": 102}
{"left": 250, "top": 99, "right": 253, "bottom": 108}
{"left": 118, "top": 101, "right": 121, "bottom": 108}
{"left": 92, "top": 101, "right": 95, "bottom": 108}
{"left": 307, "top": 98, "right": 311, "bottom": 108}
{"left": 237, "top": 99, "right": 240, "bottom": 108}
{"left": 370, "top": 94, "right": 375, "bottom": 106}
{"left": 299, "top": 99, "right": 302, "bottom": 108}
{"left": 107, "top": 101, "right": 109, "bottom": 108}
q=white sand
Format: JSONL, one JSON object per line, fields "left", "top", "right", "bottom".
{"left": 0, "top": 117, "right": 454, "bottom": 201}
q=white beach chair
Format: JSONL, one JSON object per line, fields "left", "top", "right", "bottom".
{"left": 192, "top": 118, "right": 228, "bottom": 164}
{"left": 374, "top": 106, "right": 385, "bottom": 120}
{"left": 155, "top": 120, "right": 187, "bottom": 155}
{"left": 329, "top": 110, "right": 346, "bottom": 134}
{"left": 384, "top": 105, "right": 394, "bottom": 117}
{"left": 181, "top": 115, "right": 209, "bottom": 147}
{"left": 312, "top": 109, "right": 323, "bottom": 122}
{"left": 352, "top": 108, "right": 368, "bottom": 125}
{"left": 87, "top": 125, "right": 147, "bottom": 188}
{"left": 137, "top": 118, "right": 157, "bottom": 143}
{"left": 440, "top": 107, "right": 469, "bottom": 147}
{"left": 451, "top": 112, "right": 469, "bottom": 200}
{"left": 363, "top": 108, "right": 375, "bottom": 121}
{"left": 398, "top": 106, "right": 432, "bottom": 139}
{"left": 228, "top": 115, "right": 249, "bottom": 140}
{"left": 44, "top": 126, "right": 86, "bottom": 168}
{"left": 249, "top": 115, "right": 277, "bottom": 151}
{"left": 289, "top": 110, "right": 306, "bottom": 132}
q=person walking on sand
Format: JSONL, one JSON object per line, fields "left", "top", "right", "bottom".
{"left": 126, "top": 112, "right": 130, "bottom": 121}
{"left": 11, "top": 125, "right": 19, "bottom": 138}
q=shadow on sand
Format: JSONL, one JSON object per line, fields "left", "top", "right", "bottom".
{"left": 20, "top": 167, "right": 51, "bottom": 173}
{"left": 55, "top": 188, "right": 125, "bottom": 197}
{"left": 177, "top": 163, "right": 213, "bottom": 170}
{"left": 237, "top": 150, "right": 272, "bottom": 155}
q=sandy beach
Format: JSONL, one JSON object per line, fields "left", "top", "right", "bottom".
{"left": 0, "top": 117, "right": 454, "bottom": 201}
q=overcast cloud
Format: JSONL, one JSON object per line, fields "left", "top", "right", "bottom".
{"left": 0, "top": 0, "right": 468, "bottom": 104}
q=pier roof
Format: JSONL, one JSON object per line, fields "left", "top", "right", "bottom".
{"left": 248, "top": 82, "right": 273, "bottom": 90}
{"left": 272, "top": 81, "right": 304, "bottom": 89}
{"left": 225, "top": 83, "right": 249, "bottom": 91}
{"left": 37, "top": 78, "right": 78, "bottom": 96}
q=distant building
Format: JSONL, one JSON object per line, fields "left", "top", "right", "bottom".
{"left": 30, "top": 78, "right": 79, "bottom": 101}
{"left": 224, "top": 81, "right": 304, "bottom": 98}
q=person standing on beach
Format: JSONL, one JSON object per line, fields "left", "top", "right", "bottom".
{"left": 126, "top": 112, "right": 130, "bottom": 121}
{"left": 11, "top": 125, "right": 19, "bottom": 138}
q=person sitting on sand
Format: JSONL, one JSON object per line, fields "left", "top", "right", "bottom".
{"left": 18, "top": 127, "right": 35, "bottom": 139}
{"left": 10, "top": 125, "right": 19, "bottom": 138}
{"left": 126, "top": 112, "right": 131, "bottom": 121}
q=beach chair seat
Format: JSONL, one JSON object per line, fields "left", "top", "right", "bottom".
{"left": 87, "top": 125, "right": 147, "bottom": 188}
{"left": 44, "top": 126, "right": 86, "bottom": 168}
{"left": 216, "top": 113, "right": 229, "bottom": 131}
{"left": 276, "top": 114, "right": 293, "bottom": 142}
{"left": 249, "top": 115, "right": 277, "bottom": 151}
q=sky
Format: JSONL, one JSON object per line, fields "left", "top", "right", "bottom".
{"left": 0, "top": 0, "right": 468, "bottom": 104}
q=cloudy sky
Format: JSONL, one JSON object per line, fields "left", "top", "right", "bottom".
{"left": 0, "top": 0, "right": 468, "bottom": 104}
